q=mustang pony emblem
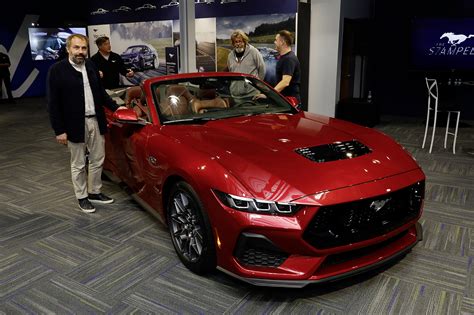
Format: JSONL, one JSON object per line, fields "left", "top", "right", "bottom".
{"left": 440, "top": 32, "right": 474, "bottom": 45}
{"left": 370, "top": 198, "right": 391, "bottom": 212}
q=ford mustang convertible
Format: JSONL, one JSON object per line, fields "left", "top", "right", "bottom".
{"left": 104, "top": 73, "right": 425, "bottom": 288}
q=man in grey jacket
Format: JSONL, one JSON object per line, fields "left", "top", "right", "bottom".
{"left": 227, "top": 30, "right": 265, "bottom": 79}
{"left": 226, "top": 30, "right": 265, "bottom": 97}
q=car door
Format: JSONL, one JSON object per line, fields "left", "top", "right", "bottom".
{"left": 104, "top": 109, "right": 149, "bottom": 192}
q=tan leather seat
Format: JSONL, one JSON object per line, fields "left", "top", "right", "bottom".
{"left": 125, "top": 86, "right": 149, "bottom": 119}
{"left": 125, "top": 86, "right": 143, "bottom": 107}
{"left": 192, "top": 97, "right": 229, "bottom": 114}
{"left": 158, "top": 85, "right": 194, "bottom": 117}
{"left": 191, "top": 87, "right": 229, "bottom": 113}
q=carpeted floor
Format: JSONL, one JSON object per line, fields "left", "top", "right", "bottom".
{"left": 0, "top": 97, "right": 473, "bottom": 314}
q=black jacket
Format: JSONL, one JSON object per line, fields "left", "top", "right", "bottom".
{"left": 90, "top": 51, "right": 128, "bottom": 89}
{"left": 0, "top": 52, "right": 11, "bottom": 77}
{"left": 47, "top": 59, "right": 118, "bottom": 143}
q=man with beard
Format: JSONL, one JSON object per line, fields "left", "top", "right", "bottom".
{"left": 226, "top": 30, "right": 265, "bottom": 98}
{"left": 227, "top": 30, "right": 265, "bottom": 79}
{"left": 47, "top": 34, "right": 126, "bottom": 213}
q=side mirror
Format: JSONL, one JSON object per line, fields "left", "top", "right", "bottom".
{"left": 113, "top": 108, "right": 140, "bottom": 123}
{"left": 286, "top": 96, "right": 301, "bottom": 110}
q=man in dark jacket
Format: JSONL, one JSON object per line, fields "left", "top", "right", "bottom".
{"left": 91, "top": 36, "right": 134, "bottom": 89}
{"left": 47, "top": 34, "right": 126, "bottom": 213}
{"left": 0, "top": 52, "right": 14, "bottom": 102}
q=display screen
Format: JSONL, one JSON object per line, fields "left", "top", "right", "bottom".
{"left": 411, "top": 18, "right": 474, "bottom": 70}
{"left": 28, "top": 27, "right": 87, "bottom": 61}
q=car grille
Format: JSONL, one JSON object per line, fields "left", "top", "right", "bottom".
{"left": 237, "top": 248, "right": 288, "bottom": 267}
{"left": 303, "top": 181, "right": 424, "bottom": 249}
{"left": 295, "top": 140, "right": 371, "bottom": 163}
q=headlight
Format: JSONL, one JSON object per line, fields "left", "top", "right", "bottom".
{"left": 213, "top": 190, "right": 302, "bottom": 215}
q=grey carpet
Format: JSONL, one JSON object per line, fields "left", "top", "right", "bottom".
{"left": 0, "top": 99, "right": 473, "bottom": 314}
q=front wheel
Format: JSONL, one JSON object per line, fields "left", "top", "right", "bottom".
{"left": 167, "top": 181, "right": 216, "bottom": 274}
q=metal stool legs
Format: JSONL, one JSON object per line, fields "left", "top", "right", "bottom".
{"left": 444, "top": 111, "right": 461, "bottom": 154}
{"left": 422, "top": 107, "right": 438, "bottom": 154}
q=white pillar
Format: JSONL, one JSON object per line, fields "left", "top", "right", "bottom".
{"left": 307, "top": 0, "right": 342, "bottom": 117}
{"left": 179, "top": 0, "right": 197, "bottom": 73}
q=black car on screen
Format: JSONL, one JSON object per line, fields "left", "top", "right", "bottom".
{"left": 120, "top": 45, "right": 158, "bottom": 71}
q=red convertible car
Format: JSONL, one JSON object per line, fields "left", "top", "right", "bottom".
{"left": 104, "top": 73, "right": 425, "bottom": 288}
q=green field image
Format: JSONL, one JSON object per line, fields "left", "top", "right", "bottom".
{"left": 217, "top": 47, "right": 231, "bottom": 71}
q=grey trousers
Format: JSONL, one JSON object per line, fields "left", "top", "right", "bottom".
{"left": 68, "top": 117, "right": 105, "bottom": 199}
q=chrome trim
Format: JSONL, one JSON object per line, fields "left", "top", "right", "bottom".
{"left": 225, "top": 193, "right": 298, "bottom": 214}
{"left": 228, "top": 194, "right": 253, "bottom": 210}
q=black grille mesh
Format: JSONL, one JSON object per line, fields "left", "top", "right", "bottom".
{"left": 238, "top": 248, "right": 288, "bottom": 267}
{"left": 303, "top": 181, "right": 424, "bottom": 249}
{"left": 234, "top": 233, "right": 289, "bottom": 268}
{"left": 295, "top": 140, "right": 371, "bottom": 163}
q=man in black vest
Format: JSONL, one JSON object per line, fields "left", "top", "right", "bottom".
{"left": 47, "top": 34, "right": 126, "bottom": 213}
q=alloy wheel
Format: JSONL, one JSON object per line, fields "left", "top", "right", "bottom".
{"left": 169, "top": 191, "right": 204, "bottom": 262}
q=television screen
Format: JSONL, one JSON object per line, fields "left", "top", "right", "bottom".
{"left": 28, "top": 27, "right": 87, "bottom": 61}
{"left": 411, "top": 18, "right": 474, "bottom": 70}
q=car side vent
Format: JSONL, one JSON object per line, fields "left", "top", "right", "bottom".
{"left": 295, "top": 140, "right": 372, "bottom": 163}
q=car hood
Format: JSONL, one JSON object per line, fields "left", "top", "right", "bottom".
{"left": 161, "top": 112, "right": 420, "bottom": 201}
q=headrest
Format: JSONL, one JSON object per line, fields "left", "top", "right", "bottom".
{"left": 165, "top": 85, "right": 193, "bottom": 101}
{"left": 158, "top": 84, "right": 193, "bottom": 117}
{"left": 125, "top": 86, "right": 143, "bottom": 107}
{"left": 197, "top": 88, "right": 216, "bottom": 100}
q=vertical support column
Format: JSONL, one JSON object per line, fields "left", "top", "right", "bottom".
{"left": 179, "top": 0, "right": 197, "bottom": 73}
{"left": 297, "top": 0, "right": 311, "bottom": 111}
{"left": 307, "top": 0, "right": 342, "bottom": 117}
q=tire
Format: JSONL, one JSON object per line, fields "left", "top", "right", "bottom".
{"left": 167, "top": 181, "right": 216, "bottom": 274}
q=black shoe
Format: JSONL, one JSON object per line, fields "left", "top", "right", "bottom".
{"left": 88, "top": 193, "right": 114, "bottom": 204}
{"left": 78, "top": 198, "right": 96, "bottom": 213}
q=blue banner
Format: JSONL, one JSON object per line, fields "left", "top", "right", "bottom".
{"left": 411, "top": 18, "right": 474, "bottom": 70}
{"left": 87, "top": 0, "right": 297, "bottom": 25}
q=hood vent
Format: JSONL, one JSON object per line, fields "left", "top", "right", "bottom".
{"left": 295, "top": 140, "right": 372, "bottom": 163}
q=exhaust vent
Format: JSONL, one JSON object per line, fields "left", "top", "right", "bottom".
{"left": 295, "top": 140, "right": 371, "bottom": 163}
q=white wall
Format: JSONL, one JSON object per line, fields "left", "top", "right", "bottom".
{"left": 307, "top": 0, "right": 342, "bottom": 117}
{"left": 307, "top": 0, "right": 371, "bottom": 117}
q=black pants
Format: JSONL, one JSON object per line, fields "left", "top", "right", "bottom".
{"left": 0, "top": 75, "right": 13, "bottom": 100}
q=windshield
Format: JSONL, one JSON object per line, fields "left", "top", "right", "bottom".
{"left": 151, "top": 76, "right": 297, "bottom": 124}
{"left": 124, "top": 46, "right": 142, "bottom": 54}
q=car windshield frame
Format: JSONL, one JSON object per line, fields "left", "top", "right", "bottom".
{"left": 150, "top": 75, "right": 298, "bottom": 125}
{"left": 124, "top": 46, "right": 143, "bottom": 54}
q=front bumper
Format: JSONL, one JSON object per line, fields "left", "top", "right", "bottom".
{"left": 218, "top": 222, "right": 422, "bottom": 288}
{"left": 207, "top": 169, "right": 425, "bottom": 287}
